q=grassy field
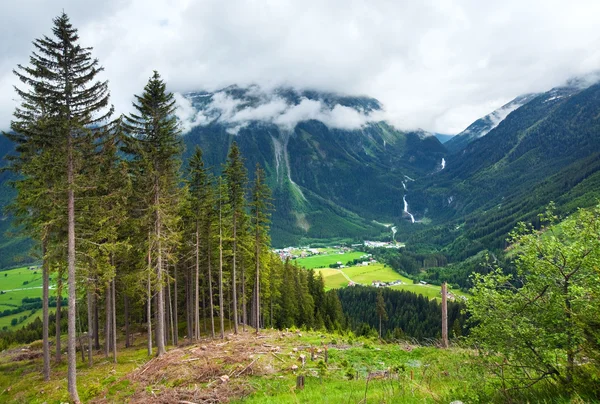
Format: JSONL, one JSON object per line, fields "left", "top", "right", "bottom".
{"left": 343, "top": 263, "right": 404, "bottom": 284}
{"left": 294, "top": 251, "right": 366, "bottom": 269}
{"left": 301, "top": 256, "right": 469, "bottom": 301}
{"left": 313, "top": 268, "right": 350, "bottom": 289}
{"left": 0, "top": 328, "right": 494, "bottom": 403}
{"left": 0, "top": 267, "right": 59, "bottom": 331}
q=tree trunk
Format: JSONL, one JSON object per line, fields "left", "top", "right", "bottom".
{"left": 147, "top": 236, "right": 153, "bottom": 356}
{"left": 195, "top": 224, "right": 200, "bottom": 340}
{"left": 67, "top": 134, "right": 80, "bottom": 402}
{"left": 173, "top": 265, "right": 179, "bottom": 346}
{"left": 241, "top": 257, "right": 247, "bottom": 332}
{"left": 441, "top": 282, "right": 448, "bottom": 348}
{"left": 86, "top": 289, "right": 93, "bottom": 367}
{"left": 232, "top": 216, "right": 239, "bottom": 334}
{"left": 42, "top": 236, "right": 50, "bottom": 380}
{"left": 155, "top": 179, "right": 166, "bottom": 356}
{"left": 185, "top": 267, "right": 192, "bottom": 341}
{"left": 124, "top": 294, "right": 130, "bottom": 348}
{"left": 94, "top": 291, "right": 100, "bottom": 350}
{"left": 105, "top": 285, "right": 111, "bottom": 358}
{"left": 55, "top": 278, "right": 62, "bottom": 363}
{"left": 207, "top": 229, "right": 215, "bottom": 338}
{"left": 111, "top": 280, "right": 117, "bottom": 363}
{"left": 167, "top": 270, "right": 174, "bottom": 345}
{"left": 255, "top": 210, "right": 260, "bottom": 335}
{"left": 565, "top": 280, "right": 574, "bottom": 387}
{"left": 219, "top": 186, "right": 225, "bottom": 339}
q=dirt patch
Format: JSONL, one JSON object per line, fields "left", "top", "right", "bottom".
{"left": 119, "top": 332, "right": 288, "bottom": 403}
{"left": 11, "top": 349, "right": 43, "bottom": 362}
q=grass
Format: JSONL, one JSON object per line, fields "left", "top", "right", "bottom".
{"left": 0, "top": 267, "right": 43, "bottom": 292}
{"left": 343, "top": 263, "right": 404, "bottom": 284}
{"left": 309, "top": 261, "right": 469, "bottom": 301}
{"left": 0, "top": 328, "right": 485, "bottom": 404}
{"left": 0, "top": 328, "right": 592, "bottom": 403}
{"left": 313, "top": 268, "right": 350, "bottom": 289}
{"left": 0, "top": 267, "right": 62, "bottom": 331}
{"left": 294, "top": 251, "right": 366, "bottom": 269}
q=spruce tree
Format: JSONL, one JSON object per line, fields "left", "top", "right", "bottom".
{"left": 223, "top": 142, "right": 248, "bottom": 334}
{"left": 124, "top": 71, "right": 181, "bottom": 356}
{"left": 249, "top": 163, "right": 272, "bottom": 333}
{"left": 8, "top": 13, "right": 112, "bottom": 401}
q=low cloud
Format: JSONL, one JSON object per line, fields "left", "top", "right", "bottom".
{"left": 175, "top": 89, "right": 385, "bottom": 133}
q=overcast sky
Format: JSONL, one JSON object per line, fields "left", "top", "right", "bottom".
{"left": 1, "top": 0, "right": 600, "bottom": 134}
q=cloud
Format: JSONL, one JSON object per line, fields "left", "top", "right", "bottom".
{"left": 175, "top": 89, "right": 385, "bottom": 133}
{"left": 2, "top": 0, "right": 600, "bottom": 133}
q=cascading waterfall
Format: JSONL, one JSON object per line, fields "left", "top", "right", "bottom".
{"left": 441, "top": 158, "right": 446, "bottom": 170}
{"left": 403, "top": 195, "right": 415, "bottom": 223}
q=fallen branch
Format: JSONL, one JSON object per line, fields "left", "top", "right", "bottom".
{"left": 236, "top": 358, "right": 258, "bottom": 377}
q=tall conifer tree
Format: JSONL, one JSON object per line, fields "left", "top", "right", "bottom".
{"left": 223, "top": 142, "right": 248, "bottom": 334}
{"left": 123, "top": 71, "right": 181, "bottom": 356}
{"left": 7, "top": 13, "right": 112, "bottom": 401}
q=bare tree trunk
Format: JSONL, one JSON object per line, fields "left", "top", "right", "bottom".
{"left": 195, "top": 225, "right": 200, "bottom": 341}
{"left": 94, "top": 291, "right": 100, "bottom": 350}
{"left": 255, "top": 209, "right": 260, "bottom": 335}
{"left": 167, "top": 269, "right": 174, "bottom": 345}
{"left": 124, "top": 294, "right": 130, "bottom": 348}
{"left": 441, "top": 282, "right": 448, "bottom": 348}
{"left": 155, "top": 179, "right": 166, "bottom": 356}
{"left": 185, "top": 267, "right": 192, "bottom": 341}
{"left": 232, "top": 217, "right": 238, "bottom": 334}
{"left": 173, "top": 265, "right": 178, "bottom": 346}
{"left": 207, "top": 229, "right": 215, "bottom": 338}
{"left": 86, "top": 289, "right": 93, "bottom": 367}
{"left": 219, "top": 183, "right": 225, "bottom": 339}
{"left": 202, "top": 275, "right": 207, "bottom": 334}
{"left": 67, "top": 135, "right": 80, "bottom": 403}
{"left": 147, "top": 243, "right": 153, "bottom": 356}
{"left": 111, "top": 280, "right": 117, "bottom": 363}
{"left": 241, "top": 256, "right": 247, "bottom": 332}
{"left": 105, "top": 285, "right": 111, "bottom": 358}
{"left": 55, "top": 277, "right": 62, "bottom": 363}
{"left": 42, "top": 236, "right": 50, "bottom": 380}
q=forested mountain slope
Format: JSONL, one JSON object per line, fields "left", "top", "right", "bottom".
{"left": 407, "top": 81, "right": 600, "bottom": 258}
{"left": 181, "top": 86, "right": 446, "bottom": 246}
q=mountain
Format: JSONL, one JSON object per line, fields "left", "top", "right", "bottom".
{"left": 406, "top": 80, "right": 600, "bottom": 259}
{"left": 444, "top": 93, "right": 539, "bottom": 154}
{"left": 0, "top": 136, "right": 34, "bottom": 269}
{"left": 180, "top": 86, "right": 447, "bottom": 246}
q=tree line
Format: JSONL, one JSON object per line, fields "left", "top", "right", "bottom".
{"left": 0, "top": 13, "right": 336, "bottom": 402}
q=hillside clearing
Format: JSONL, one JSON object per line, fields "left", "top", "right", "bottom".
{"left": 0, "top": 328, "right": 484, "bottom": 403}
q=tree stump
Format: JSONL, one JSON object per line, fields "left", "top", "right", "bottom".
{"left": 296, "top": 375, "right": 305, "bottom": 390}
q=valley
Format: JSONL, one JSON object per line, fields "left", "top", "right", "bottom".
{"left": 1, "top": 8, "right": 600, "bottom": 402}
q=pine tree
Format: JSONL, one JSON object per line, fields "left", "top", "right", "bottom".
{"left": 249, "top": 164, "right": 272, "bottom": 333}
{"left": 7, "top": 13, "right": 112, "bottom": 401}
{"left": 123, "top": 71, "right": 181, "bottom": 356}
{"left": 223, "top": 142, "right": 248, "bottom": 334}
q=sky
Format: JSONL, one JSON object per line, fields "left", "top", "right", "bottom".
{"left": 1, "top": 0, "right": 600, "bottom": 134}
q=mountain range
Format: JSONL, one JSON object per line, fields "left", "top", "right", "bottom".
{"left": 1, "top": 78, "right": 600, "bottom": 267}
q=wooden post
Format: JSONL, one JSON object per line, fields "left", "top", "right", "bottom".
{"left": 441, "top": 282, "right": 448, "bottom": 348}
{"left": 310, "top": 346, "right": 315, "bottom": 361}
{"left": 324, "top": 345, "right": 328, "bottom": 364}
{"left": 296, "top": 375, "right": 305, "bottom": 390}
